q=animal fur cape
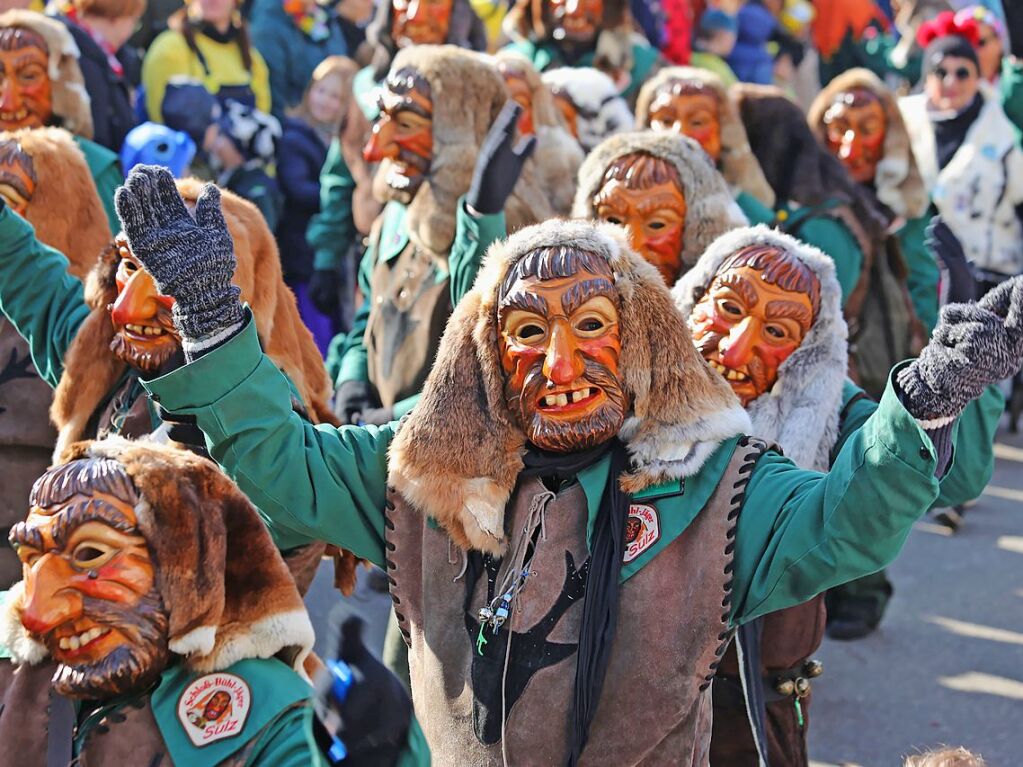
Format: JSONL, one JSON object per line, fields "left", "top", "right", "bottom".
{"left": 673, "top": 225, "right": 848, "bottom": 471}
{"left": 388, "top": 218, "right": 751, "bottom": 556}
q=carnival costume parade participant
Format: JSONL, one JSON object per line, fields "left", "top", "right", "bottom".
{"left": 0, "top": 10, "right": 122, "bottom": 231}
{"left": 673, "top": 226, "right": 1002, "bottom": 765}
{"left": 735, "top": 83, "right": 925, "bottom": 398}
{"left": 115, "top": 162, "right": 1023, "bottom": 765}
{"left": 494, "top": 51, "right": 583, "bottom": 217}
{"left": 809, "top": 67, "right": 939, "bottom": 332}
{"left": 0, "top": 439, "right": 321, "bottom": 765}
{"left": 539, "top": 66, "right": 633, "bottom": 152}
{"left": 570, "top": 130, "right": 745, "bottom": 285}
{"left": 354, "top": 0, "right": 487, "bottom": 119}
{"left": 330, "top": 47, "right": 550, "bottom": 426}
{"left": 900, "top": 11, "right": 1023, "bottom": 285}
{"left": 634, "top": 66, "right": 776, "bottom": 215}
{"left": 0, "top": 128, "right": 112, "bottom": 588}
{"left": 500, "top": 0, "right": 659, "bottom": 100}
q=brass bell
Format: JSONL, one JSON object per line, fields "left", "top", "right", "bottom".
{"left": 794, "top": 677, "right": 810, "bottom": 697}
{"left": 775, "top": 678, "right": 795, "bottom": 696}
{"left": 804, "top": 659, "right": 823, "bottom": 678}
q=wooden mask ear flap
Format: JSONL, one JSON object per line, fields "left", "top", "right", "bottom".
{"left": 388, "top": 291, "right": 523, "bottom": 556}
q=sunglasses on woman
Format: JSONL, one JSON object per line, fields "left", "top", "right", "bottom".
{"left": 933, "top": 66, "right": 974, "bottom": 82}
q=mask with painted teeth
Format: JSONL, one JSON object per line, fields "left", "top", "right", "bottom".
{"left": 0, "top": 26, "right": 53, "bottom": 131}
{"left": 498, "top": 246, "right": 629, "bottom": 453}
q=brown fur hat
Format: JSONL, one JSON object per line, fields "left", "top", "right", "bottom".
{"left": 51, "top": 180, "right": 338, "bottom": 457}
{"left": 0, "top": 127, "right": 110, "bottom": 278}
{"left": 492, "top": 50, "right": 583, "bottom": 216}
{"left": 388, "top": 218, "right": 750, "bottom": 556}
{"left": 373, "top": 45, "right": 555, "bottom": 256}
{"left": 1, "top": 438, "right": 314, "bottom": 673}
{"left": 0, "top": 11, "right": 93, "bottom": 140}
{"left": 571, "top": 130, "right": 747, "bottom": 272}
{"left": 807, "top": 67, "right": 930, "bottom": 221}
{"left": 635, "top": 66, "right": 775, "bottom": 208}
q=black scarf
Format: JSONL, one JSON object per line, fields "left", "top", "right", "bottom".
{"left": 933, "top": 93, "right": 983, "bottom": 171}
{"left": 522, "top": 439, "right": 631, "bottom": 766}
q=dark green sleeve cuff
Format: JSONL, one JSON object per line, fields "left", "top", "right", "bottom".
{"left": 869, "top": 361, "right": 940, "bottom": 473}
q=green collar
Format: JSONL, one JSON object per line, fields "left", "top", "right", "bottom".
{"left": 377, "top": 201, "right": 410, "bottom": 263}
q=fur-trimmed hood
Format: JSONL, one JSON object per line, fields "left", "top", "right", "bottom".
{"left": 673, "top": 225, "right": 848, "bottom": 471}
{"left": 571, "top": 130, "right": 748, "bottom": 271}
{"left": 492, "top": 50, "right": 583, "bottom": 216}
{"left": 540, "top": 67, "right": 633, "bottom": 152}
{"left": 0, "top": 11, "right": 93, "bottom": 140}
{"left": 51, "top": 179, "right": 338, "bottom": 456}
{"left": 387, "top": 218, "right": 750, "bottom": 556}
{"left": 635, "top": 66, "right": 776, "bottom": 209}
{"left": 0, "top": 126, "right": 111, "bottom": 278}
{"left": 807, "top": 68, "right": 930, "bottom": 221}
{"left": 373, "top": 46, "right": 555, "bottom": 256}
{"left": 1, "top": 438, "right": 314, "bottom": 674}
{"left": 363, "top": 0, "right": 487, "bottom": 81}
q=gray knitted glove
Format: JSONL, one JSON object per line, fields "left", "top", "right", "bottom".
{"left": 897, "top": 276, "right": 1023, "bottom": 423}
{"left": 114, "top": 165, "right": 243, "bottom": 345}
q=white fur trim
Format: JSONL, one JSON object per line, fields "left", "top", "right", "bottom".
{"left": 187, "top": 610, "right": 315, "bottom": 675}
{"left": 170, "top": 625, "right": 217, "bottom": 657}
{"left": 0, "top": 582, "right": 49, "bottom": 666}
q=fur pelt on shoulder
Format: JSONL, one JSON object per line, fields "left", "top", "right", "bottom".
{"left": 673, "top": 225, "right": 848, "bottom": 471}
{"left": 0, "top": 11, "right": 93, "bottom": 140}
{"left": 492, "top": 50, "right": 583, "bottom": 216}
{"left": 2, "top": 127, "right": 110, "bottom": 278}
{"left": 388, "top": 219, "right": 750, "bottom": 556}
{"left": 363, "top": 0, "right": 487, "bottom": 81}
{"left": 51, "top": 180, "right": 338, "bottom": 457}
{"left": 571, "top": 131, "right": 748, "bottom": 271}
{"left": 807, "top": 68, "right": 929, "bottom": 221}
{"left": 1, "top": 438, "right": 314, "bottom": 674}
{"left": 635, "top": 66, "right": 775, "bottom": 209}
{"left": 371, "top": 46, "right": 555, "bottom": 256}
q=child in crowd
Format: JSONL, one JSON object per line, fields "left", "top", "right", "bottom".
{"left": 691, "top": 8, "right": 739, "bottom": 85}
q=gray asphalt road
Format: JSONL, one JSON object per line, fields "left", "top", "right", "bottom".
{"left": 304, "top": 424, "right": 1023, "bottom": 765}
{"left": 809, "top": 420, "right": 1023, "bottom": 766}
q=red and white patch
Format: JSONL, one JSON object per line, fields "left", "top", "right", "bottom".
{"left": 623, "top": 503, "right": 660, "bottom": 563}
{"left": 177, "top": 672, "right": 251, "bottom": 747}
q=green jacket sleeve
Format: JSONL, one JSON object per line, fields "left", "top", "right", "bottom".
{"left": 0, "top": 207, "right": 89, "bottom": 387}
{"left": 307, "top": 139, "right": 356, "bottom": 273}
{"left": 142, "top": 315, "right": 393, "bottom": 563}
{"left": 396, "top": 718, "right": 431, "bottom": 767}
{"left": 245, "top": 702, "right": 325, "bottom": 767}
{"left": 730, "top": 367, "right": 939, "bottom": 624}
{"left": 448, "top": 199, "right": 505, "bottom": 307}
{"left": 1000, "top": 57, "right": 1023, "bottom": 142}
{"left": 335, "top": 242, "right": 375, "bottom": 386}
{"left": 897, "top": 215, "right": 939, "bottom": 333}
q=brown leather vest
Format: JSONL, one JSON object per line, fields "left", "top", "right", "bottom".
{"left": 364, "top": 242, "right": 451, "bottom": 408}
{"left": 0, "top": 323, "right": 58, "bottom": 587}
{"left": 717, "top": 596, "right": 826, "bottom": 677}
{"left": 385, "top": 440, "right": 762, "bottom": 766}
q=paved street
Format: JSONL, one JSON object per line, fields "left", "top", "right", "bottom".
{"left": 305, "top": 422, "right": 1023, "bottom": 766}
{"left": 810, "top": 419, "right": 1023, "bottom": 766}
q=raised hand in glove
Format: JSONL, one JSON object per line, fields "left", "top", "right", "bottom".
{"left": 355, "top": 405, "right": 393, "bottom": 426}
{"left": 114, "top": 165, "right": 243, "bottom": 345}
{"left": 465, "top": 101, "right": 537, "bottom": 216}
{"left": 897, "top": 276, "right": 1023, "bottom": 424}
{"left": 925, "top": 216, "right": 975, "bottom": 304}
{"left": 333, "top": 379, "right": 375, "bottom": 424}
{"left": 308, "top": 267, "right": 342, "bottom": 316}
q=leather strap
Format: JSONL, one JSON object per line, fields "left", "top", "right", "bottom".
{"left": 45, "top": 692, "right": 75, "bottom": 767}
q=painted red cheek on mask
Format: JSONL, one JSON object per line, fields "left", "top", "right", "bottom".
{"left": 395, "top": 129, "right": 432, "bottom": 160}
{"left": 71, "top": 558, "right": 150, "bottom": 602}
{"left": 642, "top": 226, "right": 684, "bottom": 261}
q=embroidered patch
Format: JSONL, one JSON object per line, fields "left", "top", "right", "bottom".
{"left": 177, "top": 672, "right": 251, "bottom": 747}
{"left": 623, "top": 503, "right": 660, "bottom": 563}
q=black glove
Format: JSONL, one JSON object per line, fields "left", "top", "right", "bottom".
{"left": 114, "top": 165, "right": 242, "bottom": 343}
{"left": 308, "top": 268, "right": 342, "bottom": 316}
{"left": 465, "top": 101, "right": 537, "bottom": 216}
{"left": 897, "top": 276, "right": 1023, "bottom": 422}
{"left": 926, "top": 216, "right": 975, "bottom": 304}
{"left": 355, "top": 405, "right": 393, "bottom": 426}
{"left": 333, "top": 379, "right": 375, "bottom": 424}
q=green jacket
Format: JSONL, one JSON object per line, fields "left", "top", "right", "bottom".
{"left": 75, "top": 135, "right": 124, "bottom": 235}
{"left": 1000, "top": 57, "right": 1023, "bottom": 144}
{"left": 144, "top": 315, "right": 945, "bottom": 627}
{"left": 500, "top": 38, "right": 659, "bottom": 100}
{"left": 327, "top": 199, "right": 505, "bottom": 417}
{"left": 306, "top": 137, "right": 357, "bottom": 273}
{"left": 818, "top": 27, "right": 921, "bottom": 88}
{"left": 835, "top": 379, "right": 1002, "bottom": 509}
{"left": 737, "top": 192, "right": 864, "bottom": 304}
{"left": 895, "top": 214, "right": 939, "bottom": 333}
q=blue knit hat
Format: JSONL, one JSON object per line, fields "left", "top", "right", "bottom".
{"left": 699, "top": 9, "right": 738, "bottom": 35}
